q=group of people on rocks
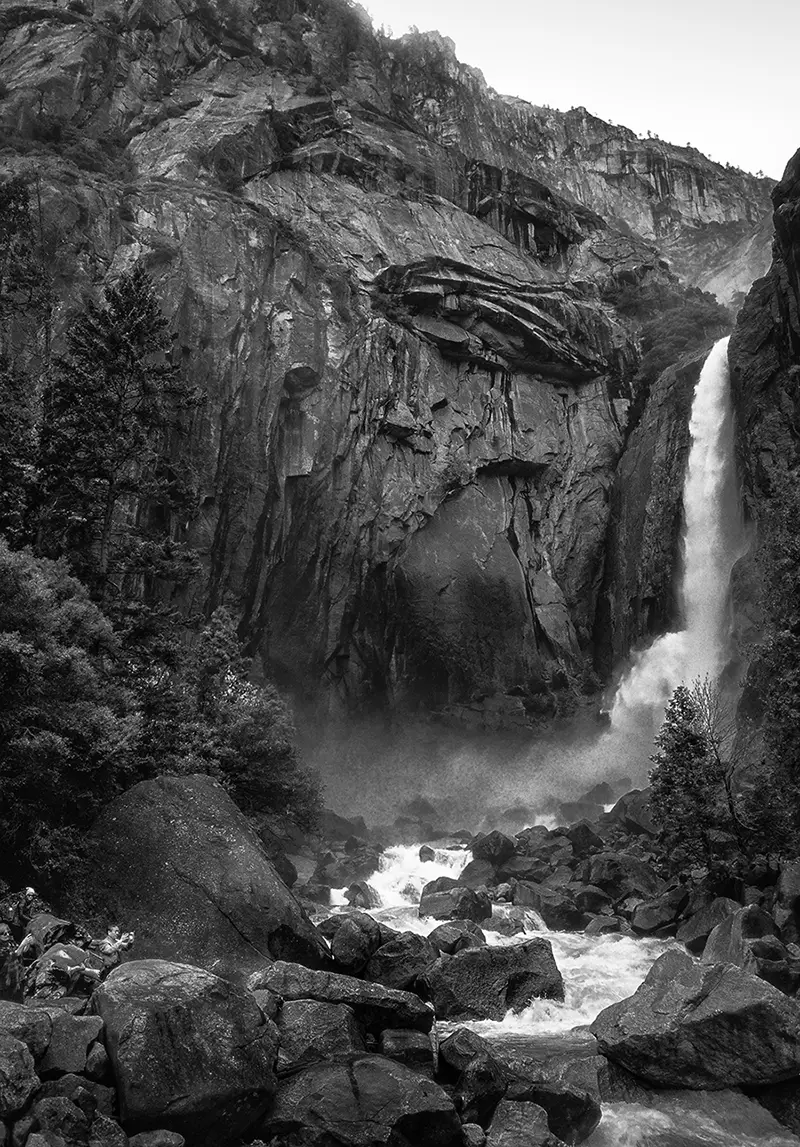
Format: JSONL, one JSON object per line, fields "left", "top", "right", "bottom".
{"left": 0, "top": 885, "right": 134, "bottom": 1001}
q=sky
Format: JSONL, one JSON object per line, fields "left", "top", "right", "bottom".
{"left": 362, "top": 0, "right": 798, "bottom": 180}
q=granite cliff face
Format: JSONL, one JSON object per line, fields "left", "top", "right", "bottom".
{"left": 0, "top": 0, "right": 775, "bottom": 720}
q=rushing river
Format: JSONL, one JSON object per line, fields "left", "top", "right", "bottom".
{"left": 326, "top": 843, "right": 800, "bottom": 1147}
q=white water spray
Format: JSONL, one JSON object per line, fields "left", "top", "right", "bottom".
{"left": 609, "top": 336, "right": 745, "bottom": 735}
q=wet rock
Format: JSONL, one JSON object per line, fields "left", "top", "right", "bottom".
{"left": 487, "top": 907, "right": 531, "bottom": 937}
{"left": 504, "top": 1078, "right": 600, "bottom": 1145}
{"left": 565, "top": 822, "right": 604, "bottom": 856}
{"left": 260, "top": 1054, "right": 462, "bottom": 1146}
{"left": 569, "top": 885, "right": 613, "bottom": 915}
{"left": 248, "top": 961, "right": 434, "bottom": 1033}
{"left": 459, "top": 861, "right": 498, "bottom": 890}
{"left": 485, "top": 1099, "right": 557, "bottom": 1147}
{"left": 512, "top": 883, "right": 588, "bottom": 931}
{"left": 591, "top": 948, "right": 800, "bottom": 1088}
{"left": 429, "top": 921, "right": 487, "bottom": 955}
{"left": 345, "top": 881, "right": 383, "bottom": 910}
{"left": 0, "top": 1034, "right": 38, "bottom": 1117}
{"left": 276, "top": 1001, "right": 364, "bottom": 1073}
{"left": 497, "top": 857, "right": 550, "bottom": 884}
{"left": 85, "top": 775, "right": 328, "bottom": 978}
{"left": 378, "top": 1030, "right": 435, "bottom": 1077}
{"left": 583, "top": 916, "right": 626, "bottom": 936}
{"left": 422, "top": 940, "right": 564, "bottom": 1021}
{"left": 514, "top": 827, "right": 552, "bottom": 856}
{"left": 676, "top": 896, "right": 742, "bottom": 954}
{"left": 364, "top": 933, "right": 438, "bottom": 992}
{"left": 454, "top": 1054, "right": 507, "bottom": 1128}
{"left": 420, "top": 846, "right": 436, "bottom": 863}
{"left": 0, "top": 1003, "right": 52, "bottom": 1061}
{"left": 420, "top": 885, "right": 492, "bottom": 925}
{"left": 587, "top": 853, "right": 665, "bottom": 901}
{"left": 329, "top": 911, "right": 382, "bottom": 974}
{"left": 594, "top": 1056, "right": 653, "bottom": 1104}
{"left": 471, "top": 833, "right": 517, "bottom": 868}
{"left": 93, "top": 960, "right": 277, "bottom": 1146}
{"left": 702, "top": 905, "right": 800, "bottom": 994}
{"left": 630, "top": 885, "right": 688, "bottom": 934}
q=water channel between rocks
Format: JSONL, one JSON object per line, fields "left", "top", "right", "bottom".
{"left": 326, "top": 845, "right": 800, "bottom": 1147}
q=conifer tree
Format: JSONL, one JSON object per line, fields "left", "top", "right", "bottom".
{"left": 36, "top": 263, "right": 198, "bottom": 611}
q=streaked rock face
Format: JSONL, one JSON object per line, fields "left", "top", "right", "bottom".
{"left": 0, "top": 0, "right": 773, "bottom": 717}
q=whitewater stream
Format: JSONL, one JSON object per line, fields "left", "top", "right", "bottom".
{"left": 328, "top": 844, "right": 799, "bottom": 1146}
{"left": 320, "top": 337, "right": 788, "bottom": 1143}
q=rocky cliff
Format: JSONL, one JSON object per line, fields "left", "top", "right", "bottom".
{"left": 0, "top": 0, "right": 775, "bottom": 721}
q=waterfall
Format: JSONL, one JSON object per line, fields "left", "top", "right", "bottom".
{"left": 609, "top": 335, "right": 744, "bottom": 735}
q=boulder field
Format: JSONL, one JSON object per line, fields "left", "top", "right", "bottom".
{"left": 0, "top": 771, "right": 789, "bottom": 1142}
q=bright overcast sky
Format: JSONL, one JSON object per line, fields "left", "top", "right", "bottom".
{"left": 363, "top": 0, "right": 797, "bottom": 180}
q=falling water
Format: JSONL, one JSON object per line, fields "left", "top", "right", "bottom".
{"left": 609, "top": 335, "right": 745, "bottom": 734}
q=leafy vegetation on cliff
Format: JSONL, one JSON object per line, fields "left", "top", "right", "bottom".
{"left": 0, "top": 178, "right": 321, "bottom": 894}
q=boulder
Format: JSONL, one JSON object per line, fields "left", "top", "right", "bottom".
{"left": 564, "top": 822, "right": 604, "bottom": 856}
{"left": 345, "top": 882, "right": 383, "bottom": 910}
{"left": 93, "top": 960, "right": 277, "bottom": 1146}
{"left": 471, "top": 833, "right": 517, "bottom": 868}
{"left": 497, "top": 857, "right": 551, "bottom": 884}
{"left": 35, "top": 1072, "right": 115, "bottom": 1117}
{"left": 485, "top": 1100, "right": 558, "bottom": 1147}
{"left": 365, "top": 933, "right": 438, "bottom": 991}
{"left": 630, "top": 885, "right": 688, "bottom": 933}
{"left": 419, "top": 846, "right": 436, "bottom": 863}
{"left": 128, "top": 1135, "right": 185, "bottom": 1147}
{"left": 514, "top": 827, "right": 552, "bottom": 856}
{"left": 608, "top": 789, "right": 656, "bottom": 836}
{"left": 459, "top": 860, "right": 497, "bottom": 890}
{"left": 452, "top": 1053, "right": 507, "bottom": 1128}
{"left": 512, "top": 884, "right": 587, "bottom": 931}
{"left": 378, "top": 1030, "right": 435, "bottom": 1077}
{"left": 676, "top": 896, "right": 741, "bottom": 954}
{"left": 276, "top": 1000, "right": 364, "bottom": 1072}
{"left": 422, "top": 940, "right": 564, "bottom": 1021}
{"left": 429, "top": 921, "right": 487, "bottom": 955}
{"left": 0, "top": 1002, "right": 52, "bottom": 1061}
{"left": 85, "top": 775, "right": 327, "bottom": 978}
{"left": 38, "top": 1012, "right": 104, "bottom": 1077}
{"left": 32, "top": 1096, "right": 91, "bottom": 1144}
{"left": 260, "top": 1054, "right": 462, "bottom": 1146}
{"left": 504, "top": 1079, "right": 600, "bottom": 1145}
{"left": 419, "top": 886, "right": 492, "bottom": 925}
{"left": 329, "top": 912, "right": 382, "bottom": 974}
{"left": 587, "top": 853, "right": 664, "bottom": 901}
{"left": 248, "top": 961, "right": 434, "bottom": 1033}
{"left": 462, "top": 1125, "right": 487, "bottom": 1147}
{"left": 702, "top": 905, "right": 800, "bottom": 994}
{"left": 569, "top": 885, "right": 613, "bottom": 916}
{"left": 89, "top": 1112, "right": 128, "bottom": 1147}
{"left": 0, "top": 1034, "right": 38, "bottom": 1117}
{"left": 591, "top": 948, "right": 800, "bottom": 1088}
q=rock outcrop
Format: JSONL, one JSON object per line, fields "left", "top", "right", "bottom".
{"left": 84, "top": 775, "right": 328, "bottom": 978}
{"left": 0, "top": 0, "right": 774, "bottom": 718}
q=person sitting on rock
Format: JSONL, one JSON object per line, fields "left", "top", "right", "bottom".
{"left": 0, "top": 886, "right": 51, "bottom": 934}
{"left": 23, "top": 925, "right": 133, "bottom": 1000}
{"left": 0, "top": 922, "right": 22, "bottom": 1001}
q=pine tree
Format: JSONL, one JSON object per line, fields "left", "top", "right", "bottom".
{"left": 36, "top": 263, "right": 198, "bottom": 608}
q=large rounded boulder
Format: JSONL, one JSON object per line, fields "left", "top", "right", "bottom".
{"left": 84, "top": 774, "right": 328, "bottom": 977}
{"left": 92, "top": 960, "right": 278, "bottom": 1146}
{"left": 591, "top": 948, "right": 800, "bottom": 1088}
{"left": 422, "top": 940, "right": 564, "bottom": 1021}
{"left": 260, "top": 1053, "right": 462, "bottom": 1146}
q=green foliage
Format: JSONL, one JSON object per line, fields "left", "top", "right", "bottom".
{"left": 0, "top": 539, "right": 136, "bottom": 890}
